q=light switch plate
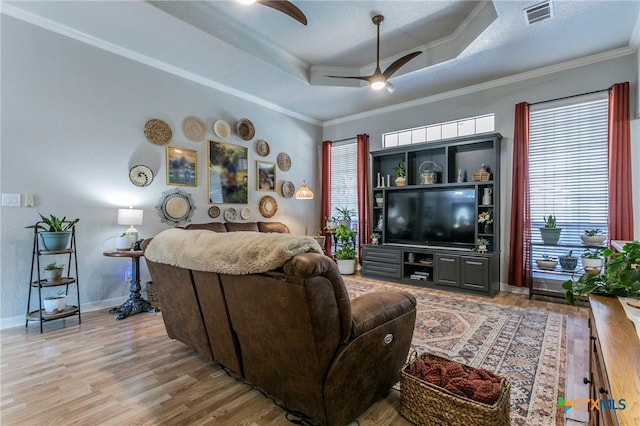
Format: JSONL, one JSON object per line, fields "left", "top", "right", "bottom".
{"left": 24, "top": 194, "right": 34, "bottom": 207}
{"left": 1, "top": 193, "right": 21, "bottom": 207}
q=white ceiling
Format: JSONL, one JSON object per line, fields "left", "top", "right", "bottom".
{"left": 4, "top": 1, "right": 639, "bottom": 124}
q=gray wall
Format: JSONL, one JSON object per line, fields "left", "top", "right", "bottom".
{"left": 323, "top": 54, "right": 640, "bottom": 289}
{"left": 0, "top": 16, "right": 322, "bottom": 325}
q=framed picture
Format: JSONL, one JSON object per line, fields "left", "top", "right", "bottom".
{"left": 208, "top": 141, "right": 248, "bottom": 204}
{"left": 166, "top": 147, "right": 197, "bottom": 187}
{"left": 256, "top": 161, "right": 276, "bottom": 192}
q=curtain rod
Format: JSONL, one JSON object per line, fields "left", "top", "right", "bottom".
{"left": 331, "top": 137, "right": 357, "bottom": 143}
{"left": 529, "top": 88, "right": 610, "bottom": 106}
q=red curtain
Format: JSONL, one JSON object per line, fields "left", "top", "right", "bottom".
{"left": 608, "top": 82, "right": 635, "bottom": 240}
{"left": 356, "top": 134, "right": 370, "bottom": 263}
{"left": 508, "top": 102, "right": 531, "bottom": 288}
{"left": 321, "top": 141, "right": 332, "bottom": 254}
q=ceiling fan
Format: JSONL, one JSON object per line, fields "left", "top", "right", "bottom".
{"left": 327, "top": 15, "right": 422, "bottom": 92}
{"left": 238, "top": 0, "right": 307, "bottom": 25}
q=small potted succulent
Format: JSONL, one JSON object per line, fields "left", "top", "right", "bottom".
{"left": 581, "top": 229, "right": 606, "bottom": 246}
{"left": 324, "top": 216, "right": 338, "bottom": 232}
{"left": 539, "top": 214, "right": 561, "bottom": 245}
{"left": 581, "top": 248, "right": 605, "bottom": 272}
{"left": 43, "top": 262, "right": 64, "bottom": 282}
{"left": 43, "top": 290, "right": 67, "bottom": 314}
{"left": 370, "top": 232, "right": 381, "bottom": 245}
{"left": 374, "top": 192, "right": 384, "bottom": 208}
{"left": 559, "top": 250, "right": 578, "bottom": 272}
{"left": 535, "top": 254, "right": 558, "bottom": 270}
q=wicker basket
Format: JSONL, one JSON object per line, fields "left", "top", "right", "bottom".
{"left": 472, "top": 170, "right": 491, "bottom": 182}
{"left": 400, "top": 353, "right": 511, "bottom": 426}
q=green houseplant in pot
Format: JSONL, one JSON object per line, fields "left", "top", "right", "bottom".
{"left": 394, "top": 160, "right": 406, "bottom": 187}
{"left": 581, "top": 248, "right": 605, "bottom": 273}
{"left": 558, "top": 250, "right": 578, "bottom": 272}
{"left": 43, "top": 262, "right": 64, "bottom": 282}
{"left": 581, "top": 229, "right": 606, "bottom": 246}
{"left": 539, "top": 214, "right": 562, "bottom": 245}
{"left": 335, "top": 207, "right": 356, "bottom": 228}
{"left": 26, "top": 213, "right": 79, "bottom": 251}
{"left": 334, "top": 224, "right": 357, "bottom": 275}
{"left": 43, "top": 289, "right": 67, "bottom": 314}
{"left": 563, "top": 241, "right": 640, "bottom": 305}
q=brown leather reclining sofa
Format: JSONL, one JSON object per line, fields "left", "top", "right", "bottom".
{"left": 143, "top": 221, "right": 417, "bottom": 426}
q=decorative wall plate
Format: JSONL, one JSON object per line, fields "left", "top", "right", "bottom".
{"left": 155, "top": 188, "right": 195, "bottom": 226}
{"left": 255, "top": 139, "right": 270, "bottom": 157}
{"left": 240, "top": 207, "right": 250, "bottom": 220}
{"left": 224, "top": 207, "right": 238, "bottom": 222}
{"left": 208, "top": 206, "right": 220, "bottom": 218}
{"left": 144, "top": 119, "right": 172, "bottom": 146}
{"left": 259, "top": 196, "right": 278, "bottom": 218}
{"left": 281, "top": 181, "right": 295, "bottom": 198}
{"left": 129, "top": 165, "right": 154, "bottom": 187}
{"left": 277, "top": 152, "right": 291, "bottom": 171}
{"left": 214, "top": 120, "right": 231, "bottom": 139}
{"left": 236, "top": 118, "right": 255, "bottom": 140}
{"left": 182, "top": 116, "right": 206, "bottom": 142}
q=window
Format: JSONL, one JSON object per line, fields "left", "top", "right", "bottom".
{"left": 529, "top": 95, "right": 609, "bottom": 256}
{"left": 382, "top": 114, "right": 495, "bottom": 148}
{"left": 330, "top": 141, "right": 359, "bottom": 233}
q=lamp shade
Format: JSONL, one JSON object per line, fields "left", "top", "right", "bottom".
{"left": 117, "top": 208, "right": 143, "bottom": 226}
{"left": 295, "top": 181, "right": 314, "bottom": 199}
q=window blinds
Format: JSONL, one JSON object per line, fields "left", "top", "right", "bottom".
{"left": 529, "top": 97, "right": 609, "bottom": 246}
{"left": 330, "top": 142, "right": 359, "bottom": 227}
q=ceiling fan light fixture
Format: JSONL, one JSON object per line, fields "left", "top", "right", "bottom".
{"left": 370, "top": 79, "right": 386, "bottom": 90}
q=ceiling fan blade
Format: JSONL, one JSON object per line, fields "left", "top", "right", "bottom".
{"left": 383, "top": 51, "right": 422, "bottom": 79}
{"left": 257, "top": 0, "right": 307, "bottom": 25}
{"left": 325, "top": 75, "right": 372, "bottom": 82}
{"left": 385, "top": 81, "right": 395, "bottom": 93}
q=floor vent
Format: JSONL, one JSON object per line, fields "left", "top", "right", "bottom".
{"left": 524, "top": 1, "right": 553, "bottom": 25}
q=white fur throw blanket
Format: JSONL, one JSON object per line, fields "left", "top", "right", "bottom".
{"left": 145, "top": 229, "right": 323, "bottom": 274}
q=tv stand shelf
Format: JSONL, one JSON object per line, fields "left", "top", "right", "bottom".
{"left": 367, "top": 133, "right": 501, "bottom": 297}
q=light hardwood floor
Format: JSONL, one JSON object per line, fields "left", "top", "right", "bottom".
{"left": 1, "top": 287, "right": 589, "bottom": 425}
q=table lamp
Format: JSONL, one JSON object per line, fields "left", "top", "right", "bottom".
{"left": 117, "top": 208, "right": 143, "bottom": 241}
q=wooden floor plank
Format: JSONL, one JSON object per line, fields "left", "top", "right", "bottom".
{"left": 1, "top": 288, "right": 588, "bottom": 425}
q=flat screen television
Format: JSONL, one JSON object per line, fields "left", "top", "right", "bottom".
{"left": 384, "top": 187, "right": 476, "bottom": 249}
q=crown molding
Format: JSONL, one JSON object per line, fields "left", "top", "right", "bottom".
{"left": 323, "top": 46, "right": 634, "bottom": 127}
{"left": 1, "top": 3, "right": 322, "bottom": 126}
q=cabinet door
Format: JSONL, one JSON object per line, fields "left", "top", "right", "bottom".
{"left": 434, "top": 254, "right": 460, "bottom": 287}
{"left": 362, "top": 246, "right": 402, "bottom": 264}
{"left": 460, "top": 256, "right": 490, "bottom": 292}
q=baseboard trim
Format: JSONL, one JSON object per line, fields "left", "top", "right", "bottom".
{"left": 0, "top": 297, "right": 126, "bottom": 330}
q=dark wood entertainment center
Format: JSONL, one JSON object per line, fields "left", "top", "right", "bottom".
{"left": 363, "top": 132, "right": 502, "bottom": 297}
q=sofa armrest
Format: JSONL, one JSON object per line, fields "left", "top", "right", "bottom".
{"left": 350, "top": 290, "right": 416, "bottom": 337}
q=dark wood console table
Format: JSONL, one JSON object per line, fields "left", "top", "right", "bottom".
{"left": 103, "top": 251, "right": 160, "bottom": 320}
{"left": 587, "top": 295, "right": 640, "bottom": 425}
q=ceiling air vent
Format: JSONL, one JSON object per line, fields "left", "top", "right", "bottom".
{"left": 524, "top": 1, "right": 553, "bottom": 25}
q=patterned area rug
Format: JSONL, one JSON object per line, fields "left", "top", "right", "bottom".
{"left": 343, "top": 276, "right": 566, "bottom": 426}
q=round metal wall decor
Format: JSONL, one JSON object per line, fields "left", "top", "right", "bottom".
{"left": 208, "top": 206, "right": 220, "bottom": 218}
{"left": 129, "top": 165, "right": 154, "bottom": 187}
{"left": 236, "top": 118, "right": 255, "bottom": 140}
{"left": 255, "top": 139, "right": 270, "bottom": 157}
{"left": 281, "top": 181, "right": 295, "bottom": 198}
{"left": 144, "top": 119, "right": 172, "bottom": 146}
{"left": 223, "top": 207, "right": 238, "bottom": 222}
{"left": 155, "top": 188, "right": 195, "bottom": 226}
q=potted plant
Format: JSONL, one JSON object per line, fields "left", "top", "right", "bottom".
{"left": 581, "top": 229, "right": 606, "bottom": 246}
{"left": 539, "top": 214, "right": 562, "bottom": 245}
{"left": 371, "top": 232, "right": 381, "bottom": 245}
{"left": 476, "top": 238, "right": 489, "bottom": 253}
{"left": 42, "top": 290, "right": 67, "bottom": 314}
{"left": 43, "top": 262, "right": 64, "bottom": 282}
{"left": 581, "top": 248, "right": 605, "bottom": 272}
{"left": 334, "top": 224, "right": 357, "bottom": 274}
{"left": 374, "top": 192, "right": 384, "bottom": 208}
{"left": 563, "top": 241, "right": 640, "bottom": 304}
{"left": 26, "top": 213, "right": 79, "bottom": 251}
{"left": 324, "top": 216, "right": 338, "bottom": 232}
{"left": 558, "top": 250, "right": 578, "bottom": 272}
{"left": 535, "top": 254, "right": 558, "bottom": 270}
{"left": 394, "top": 160, "right": 406, "bottom": 187}
{"left": 335, "top": 207, "right": 356, "bottom": 228}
